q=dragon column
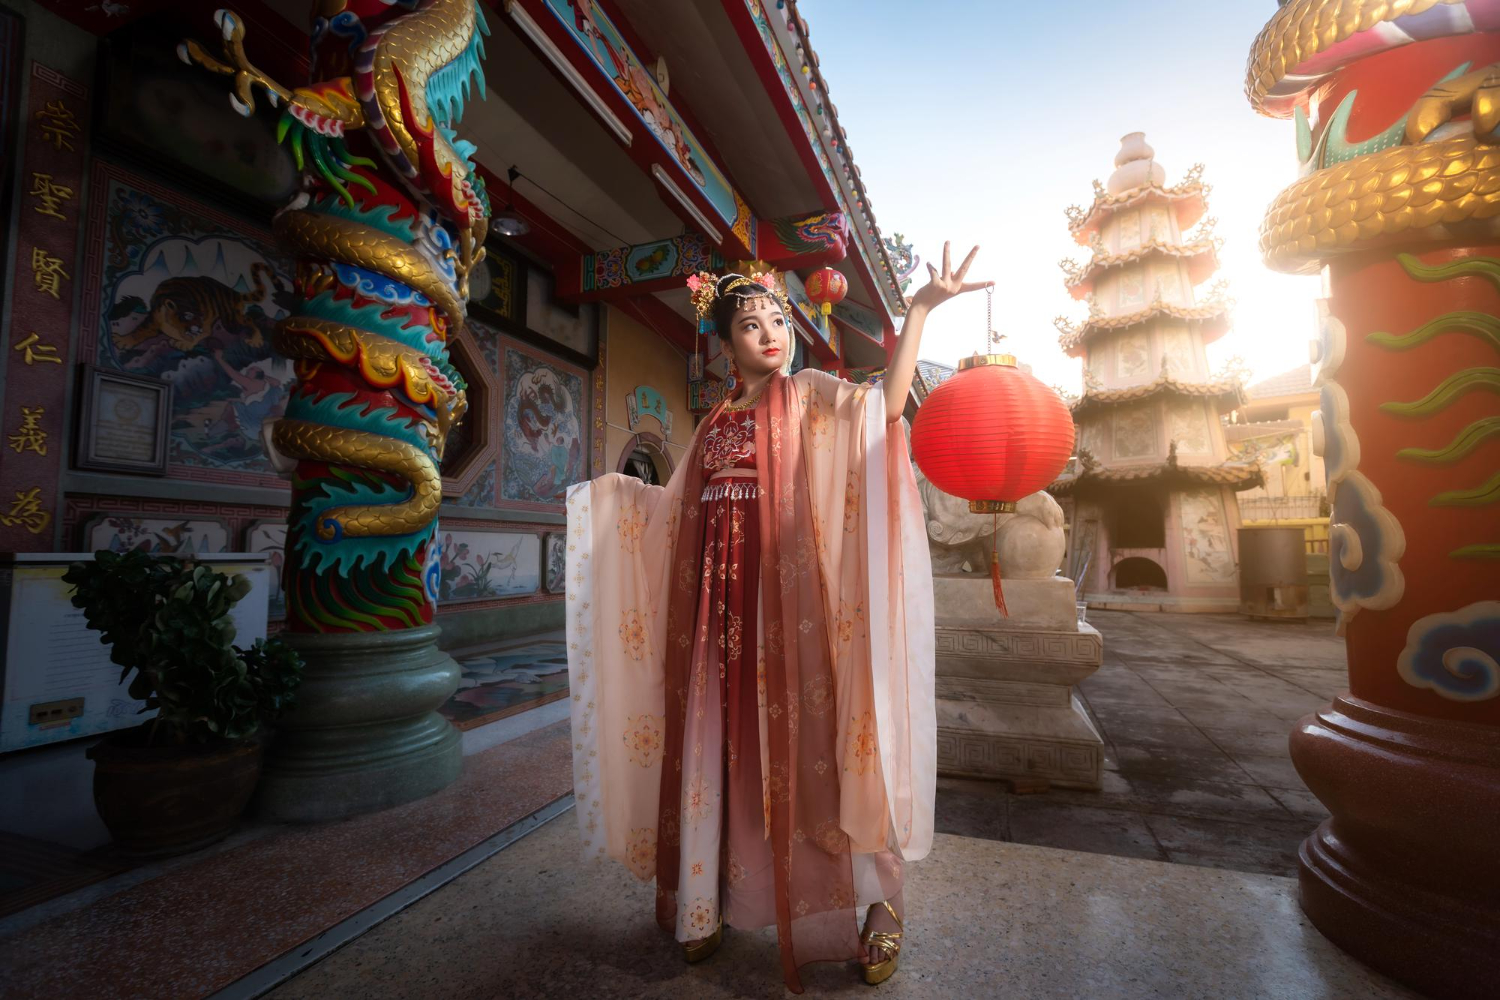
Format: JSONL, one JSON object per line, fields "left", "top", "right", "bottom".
{"left": 184, "top": 0, "right": 490, "bottom": 820}
{"left": 1246, "top": 3, "right": 1499, "bottom": 995}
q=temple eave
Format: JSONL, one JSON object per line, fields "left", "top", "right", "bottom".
{"left": 1063, "top": 239, "right": 1221, "bottom": 298}
{"left": 1070, "top": 377, "right": 1246, "bottom": 417}
{"left": 1057, "top": 302, "right": 1232, "bottom": 355}
{"left": 1065, "top": 181, "right": 1209, "bottom": 245}
{"left": 1048, "top": 462, "right": 1264, "bottom": 496}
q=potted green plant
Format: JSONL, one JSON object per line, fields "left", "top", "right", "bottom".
{"left": 65, "top": 550, "right": 304, "bottom": 857}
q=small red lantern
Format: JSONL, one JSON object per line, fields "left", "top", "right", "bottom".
{"left": 802, "top": 267, "right": 848, "bottom": 331}
{"left": 911, "top": 352, "right": 1075, "bottom": 614}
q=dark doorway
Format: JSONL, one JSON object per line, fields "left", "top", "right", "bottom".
{"left": 624, "top": 447, "right": 662, "bottom": 486}
{"left": 1107, "top": 486, "right": 1165, "bottom": 548}
{"left": 1115, "top": 557, "right": 1168, "bottom": 589}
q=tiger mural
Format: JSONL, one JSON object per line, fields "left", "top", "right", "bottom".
{"left": 113, "top": 261, "right": 278, "bottom": 354}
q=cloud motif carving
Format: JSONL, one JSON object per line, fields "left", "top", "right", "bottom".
{"left": 1313, "top": 382, "right": 1360, "bottom": 492}
{"left": 1397, "top": 601, "right": 1500, "bottom": 702}
{"left": 1310, "top": 299, "right": 1346, "bottom": 387}
{"left": 1329, "top": 471, "right": 1406, "bottom": 627}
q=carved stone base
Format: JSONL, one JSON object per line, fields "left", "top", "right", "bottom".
{"left": 936, "top": 694, "right": 1104, "bottom": 789}
{"left": 1290, "top": 696, "right": 1500, "bottom": 1000}
{"left": 255, "top": 623, "right": 462, "bottom": 823}
{"left": 933, "top": 576, "right": 1105, "bottom": 790}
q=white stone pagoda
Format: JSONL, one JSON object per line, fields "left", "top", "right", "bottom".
{"left": 1051, "top": 134, "right": 1260, "bottom": 612}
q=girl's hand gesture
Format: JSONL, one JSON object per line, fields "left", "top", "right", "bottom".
{"left": 908, "top": 241, "right": 990, "bottom": 312}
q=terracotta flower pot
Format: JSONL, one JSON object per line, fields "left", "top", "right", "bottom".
{"left": 86, "top": 725, "right": 264, "bottom": 858}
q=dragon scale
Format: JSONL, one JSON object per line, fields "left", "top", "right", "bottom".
{"left": 186, "top": 0, "right": 491, "bottom": 632}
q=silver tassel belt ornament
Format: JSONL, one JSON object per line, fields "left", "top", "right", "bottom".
{"left": 700, "top": 480, "right": 764, "bottom": 502}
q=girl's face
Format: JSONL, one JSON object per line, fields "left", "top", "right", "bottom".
{"left": 724, "top": 296, "right": 789, "bottom": 380}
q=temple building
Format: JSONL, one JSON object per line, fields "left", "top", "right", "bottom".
{"left": 1050, "top": 134, "right": 1260, "bottom": 612}
{"left": 1227, "top": 363, "right": 1327, "bottom": 524}
{"left": 0, "top": 0, "right": 911, "bottom": 861}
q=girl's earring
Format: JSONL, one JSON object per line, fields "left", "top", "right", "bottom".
{"left": 725, "top": 357, "right": 739, "bottom": 392}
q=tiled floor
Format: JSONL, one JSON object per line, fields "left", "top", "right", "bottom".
{"left": 0, "top": 611, "right": 1359, "bottom": 999}
{"left": 0, "top": 721, "right": 573, "bottom": 1000}
{"left": 439, "top": 633, "right": 569, "bottom": 730}
{"left": 936, "top": 610, "right": 1344, "bottom": 876}
{"left": 267, "top": 811, "right": 1415, "bottom": 1000}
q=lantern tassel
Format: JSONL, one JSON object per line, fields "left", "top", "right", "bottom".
{"left": 991, "top": 512, "right": 1008, "bottom": 616}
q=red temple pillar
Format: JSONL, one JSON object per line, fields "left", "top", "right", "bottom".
{"left": 1246, "top": 7, "right": 1500, "bottom": 997}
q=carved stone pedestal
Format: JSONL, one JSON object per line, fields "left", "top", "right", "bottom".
{"left": 255, "top": 624, "right": 462, "bottom": 823}
{"left": 1291, "top": 696, "right": 1500, "bottom": 1000}
{"left": 933, "top": 575, "right": 1104, "bottom": 790}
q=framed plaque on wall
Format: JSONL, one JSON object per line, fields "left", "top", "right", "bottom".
{"left": 75, "top": 365, "right": 172, "bottom": 476}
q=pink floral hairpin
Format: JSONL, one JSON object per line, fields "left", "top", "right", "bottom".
{"left": 687, "top": 270, "right": 719, "bottom": 319}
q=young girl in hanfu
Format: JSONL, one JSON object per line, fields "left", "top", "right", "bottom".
{"left": 565, "top": 245, "right": 988, "bottom": 990}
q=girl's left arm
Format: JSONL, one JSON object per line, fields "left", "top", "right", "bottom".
{"left": 881, "top": 242, "right": 991, "bottom": 422}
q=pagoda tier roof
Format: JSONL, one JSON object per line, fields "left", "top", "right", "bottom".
{"left": 1062, "top": 234, "right": 1221, "bottom": 300}
{"left": 1064, "top": 166, "right": 1209, "bottom": 245}
{"left": 1049, "top": 448, "right": 1263, "bottom": 496}
{"left": 1056, "top": 295, "right": 1233, "bottom": 356}
{"left": 1071, "top": 374, "right": 1246, "bottom": 418}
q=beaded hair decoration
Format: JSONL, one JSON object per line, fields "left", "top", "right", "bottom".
{"left": 686, "top": 266, "right": 792, "bottom": 384}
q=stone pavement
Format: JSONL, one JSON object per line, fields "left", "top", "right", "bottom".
{"left": 939, "top": 610, "right": 1345, "bottom": 877}
{"left": 264, "top": 611, "right": 1374, "bottom": 999}
{"left": 268, "top": 805, "right": 1412, "bottom": 1000}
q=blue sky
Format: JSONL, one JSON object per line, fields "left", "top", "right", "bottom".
{"left": 799, "top": 0, "right": 1321, "bottom": 391}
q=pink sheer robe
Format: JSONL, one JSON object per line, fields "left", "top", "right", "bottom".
{"left": 564, "top": 369, "right": 935, "bottom": 991}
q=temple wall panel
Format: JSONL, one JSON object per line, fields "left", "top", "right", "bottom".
{"left": 603, "top": 305, "right": 691, "bottom": 482}
{"left": 0, "top": 3, "right": 646, "bottom": 646}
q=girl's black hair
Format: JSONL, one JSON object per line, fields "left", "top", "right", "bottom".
{"left": 710, "top": 273, "right": 785, "bottom": 341}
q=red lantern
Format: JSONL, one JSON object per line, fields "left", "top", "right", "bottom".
{"left": 802, "top": 267, "right": 848, "bottom": 328}
{"left": 911, "top": 353, "right": 1075, "bottom": 614}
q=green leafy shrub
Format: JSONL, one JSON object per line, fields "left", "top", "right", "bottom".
{"left": 64, "top": 550, "right": 304, "bottom": 745}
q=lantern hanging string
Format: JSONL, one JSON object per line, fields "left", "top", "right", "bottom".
{"left": 985, "top": 284, "right": 994, "bottom": 352}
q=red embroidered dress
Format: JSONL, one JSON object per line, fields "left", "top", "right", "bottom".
{"left": 565, "top": 371, "right": 936, "bottom": 993}
{"left": 689, "top": 400, "right": 779, "bottom": 934}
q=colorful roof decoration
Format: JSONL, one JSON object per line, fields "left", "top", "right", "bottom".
{"left": 838, "top": 366, "right": 887, "bottom": 384}
{"left": 737, "top": 0, "right": 907, "bottom": 319}
{"left": 1069, "top": 374, "right": 1246, "bottom": 418}
{"left": 914, "top": 359, "right": 956, "bottom": 402}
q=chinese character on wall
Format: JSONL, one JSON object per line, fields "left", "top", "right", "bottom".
{"left": 30, "top": 248, "right": 70, "bottom": 299}
{"left": 29, "top": 173, "right": 74, "bottom": 221}
{"left": 7, "top": 406, "right": 47, "bottom": 456}
{"left": 0, "top": 487, "right": 51, "bottom": 535}
{"left": 34, "top": 99, "right": 80, "bottom": 152}
{"left": 12, "top": 331, "right": 62, "bottom": 365}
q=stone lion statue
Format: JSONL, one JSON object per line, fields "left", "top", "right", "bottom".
{"left": 915, "top": 467, "right": 1066, "bottom": 579}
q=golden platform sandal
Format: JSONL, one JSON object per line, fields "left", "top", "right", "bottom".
{"left": 683, "top": 919, "right": 723, "bottom": 963}
{"left": 861, "top": 900, "right": 904, "bottom": 985}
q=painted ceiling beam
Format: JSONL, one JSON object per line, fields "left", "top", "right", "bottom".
{"left": 575, "top": 209, "right": 847, "bottom": 303}
{"left": 721, "top": 0, "right": 905, "bottom": 340}
{"left": 577, "top": 232, "right": 725, "bottom": 303}
{"left": 471, "top": 162, "right": 696, "bottom": 353}
{"left": 499, "top": 0, "right": 758, "bottom": 261}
